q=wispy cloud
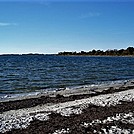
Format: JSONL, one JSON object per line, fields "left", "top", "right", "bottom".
{"left": 33, "top": 0, "right": 51, "bottom": 7}
{"left": 0, "top": 22, "right": 17, "bottom": 27}
{"left": 80, "top": 12, "right": 101, "bottom": 19}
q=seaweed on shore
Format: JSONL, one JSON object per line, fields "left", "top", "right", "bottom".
{"left": 3, "top": 101, "right": 134, "bottom": 134}
{"left": 0, "top": 83, "right": 134, "bottom": 113}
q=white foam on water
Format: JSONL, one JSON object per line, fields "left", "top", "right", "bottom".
{"left": 1, "top": 79, "right": 133, "bottom": 102}
{"left": 0, "top": 91, "right": 41, "bottom": 101}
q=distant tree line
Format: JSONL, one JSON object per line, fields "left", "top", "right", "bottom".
{"left": 58, "top": 47, "right": 134, "bottom": 56}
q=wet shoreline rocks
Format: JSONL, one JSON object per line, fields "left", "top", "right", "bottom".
{"left": 0, "top": 80, "right": 134, "bottom": 133}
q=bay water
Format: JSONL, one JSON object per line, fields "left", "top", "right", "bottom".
{"left": 0, "top": 55, "right": 134, "bottom": 99}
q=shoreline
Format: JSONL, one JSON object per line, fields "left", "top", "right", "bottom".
{"left": 0, "top": 79, "right": 132, "bottom": 102}
{"left": 0, "top": 80, "right": 134, "bottom": 133}
{"left": 1, "top": 79, "right": 134, "bottom": 113}
{"left": 56, "top": 54, "right": 134, "bottom": 57}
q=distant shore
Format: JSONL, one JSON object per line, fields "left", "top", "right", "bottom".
{"left": 58, "top": 47, "right": 134, "bottom": 56}
{"left": 1, "top": 80, "right": 134, "bottom": 133}
{"left": 0, "top": 53, "right": 134, "bottom": 58}
{"left": 0, "top": 47, "right": 134, "bottom": 57}
{"left": 57, "top": 54, "right": 134, "bottom": 57}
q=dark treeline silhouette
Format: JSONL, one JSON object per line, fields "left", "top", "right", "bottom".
{"left": 58, "top": 47, "right": 134, "bottom": 56}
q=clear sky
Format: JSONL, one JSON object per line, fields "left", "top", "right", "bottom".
{"left": 0, "top": 0, "right": 134, "bottom": 54}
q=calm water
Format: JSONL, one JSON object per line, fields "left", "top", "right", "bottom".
{"left": 0, "top": 55, "right": 134, "bottom": 97}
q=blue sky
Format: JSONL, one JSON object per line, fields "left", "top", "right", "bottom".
{"left": 0, "top": 0, "right": 134, "bottom": 54}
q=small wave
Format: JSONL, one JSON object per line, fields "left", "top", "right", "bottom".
{"left": 0, "top": 79, "right": 134, "bottom": 102}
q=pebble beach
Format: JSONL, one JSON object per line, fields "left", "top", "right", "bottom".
{"left": 0, "top": 80, "right": 134, "bottom": 134}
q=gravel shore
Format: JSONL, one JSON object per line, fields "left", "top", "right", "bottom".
{"left": 0, "top": 80, "right": 134, "bottom": 134}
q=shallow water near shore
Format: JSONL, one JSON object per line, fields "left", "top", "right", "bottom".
{"left": 0, "top": 55, "right": 134, "bottom": 100}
